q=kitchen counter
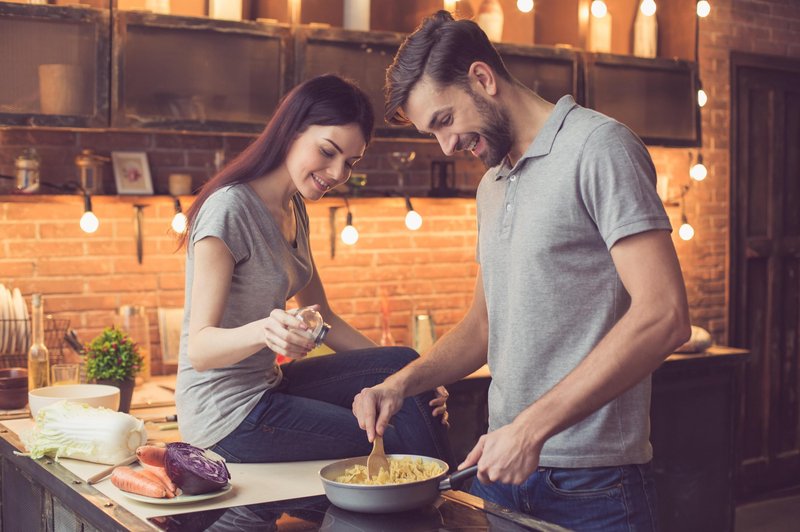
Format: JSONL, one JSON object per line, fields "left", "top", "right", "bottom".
{"left": 0, "top": 400, "right": 566, "bottom": 531}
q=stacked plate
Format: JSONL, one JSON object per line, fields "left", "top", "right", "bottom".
{"left": 0, "top": 284, "right": 30, "bottom": 356}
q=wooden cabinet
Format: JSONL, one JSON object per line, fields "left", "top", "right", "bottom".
{"left": 447, "top": 349, "right": 748, "bottom": 532}
{"left": 0, "top": 2, "right": 699, "bottom": 146}
{"left": 293, "top": 26, "right": 407, "bottom": 138}
{"left": 583, "top": 52, "right": 700, "bottom": 147}
{"left": 0, "top": 1, "right": 109, "bottom": 128}
{"left": 113, "top": 11, "right": 291, "bottom": 133}
{"left": 495, "top": 43, "right": 582, "bottom": 105}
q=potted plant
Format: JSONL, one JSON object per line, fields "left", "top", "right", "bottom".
{"left": 85, "top": 326, "right": 143, "bottom": 413}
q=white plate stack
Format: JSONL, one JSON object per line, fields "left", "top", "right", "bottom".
{"left": 0, "top": 284, "right": 30, "bottom": 356}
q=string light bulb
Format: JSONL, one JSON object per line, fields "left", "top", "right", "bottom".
{"left": 696, "top": 0, "right": 711, "bottom": 17}
{"left": 404, "top": 197, "right": 422, "bottom": 231}
{"left": 679, "top": 214, "right": 695, "bottom": 241}
{"left": 517, "top": 0, "right": 534, "bottom": 13}
{"left": 697, "top": 88, "right": 708, "bottom": 107}
{"left": 640, "top": 0, "right": 656, "bottom": 16}
{"left": 340, "top": 197, "right": 358, "bottom": 245}
{"left": 690, "top": 154, "right": 708, "bottom": 181}
{"left": 79, "top": 193, "right": 99, "bottom": 233}
{"left": 171, "top": 197, "right": 188, "bottom": 234}
{"left": 591, "top": 0, "right": 607, "bottom": 17}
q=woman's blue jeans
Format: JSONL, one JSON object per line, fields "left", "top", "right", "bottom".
{"left": 210, "top": 347, "right": 453, "bottom": 466}
{"left": 469, "top": 463, "right": 659, "bottom": 531}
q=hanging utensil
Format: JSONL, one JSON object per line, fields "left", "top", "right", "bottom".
{"left": 133, "top": 204, "right": 147, "bottom": 264}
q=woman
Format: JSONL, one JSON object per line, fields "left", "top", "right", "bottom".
{"left": 175, "top": 75, "right": 451, "bottom": 464}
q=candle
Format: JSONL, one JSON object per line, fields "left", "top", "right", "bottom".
{"left": 343, "top": 0, "right": 370, "bottom": 31}
{"left": 589, "top": 13, "right": 612, "bottom": 53}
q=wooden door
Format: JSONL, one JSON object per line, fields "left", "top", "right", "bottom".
{"left": 730, "top": 52, "right": 800, "bottom": 500}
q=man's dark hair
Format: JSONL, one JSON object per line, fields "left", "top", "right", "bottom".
{"left": 385, "top": 10, "right": 512, "bottom": 126}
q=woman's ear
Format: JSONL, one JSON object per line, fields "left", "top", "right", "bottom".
{"left": 469, "top": 61, "right": 498, "bottom": 96}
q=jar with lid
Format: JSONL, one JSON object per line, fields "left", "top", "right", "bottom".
{"left": 293, "top": 307, "right": 331, "bottom": 347}
{"left": 75, "top": 149, "right": 108, "bottom": 194}
{"left": 15, "top": 147, "right": 41, "bottom": 193}
{"left": 117, "top": 305, "right": 151, "bottom": 382}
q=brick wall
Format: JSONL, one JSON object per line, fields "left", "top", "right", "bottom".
{"left": 2, "top": 0, "right": 800, "bottom": 373}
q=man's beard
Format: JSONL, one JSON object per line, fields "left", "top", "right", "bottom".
{"left": 468, "top": 87, "right": 513, "bottom": 169}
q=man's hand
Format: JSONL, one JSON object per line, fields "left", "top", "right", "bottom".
{"left": 352, "top": 383, "right": 405, "bottom": 442}
{"left": 457, "top": 420, "right": 543, "bottom": 485}
{"left": 430, "top": 386, "right": 450, "bottom": 427}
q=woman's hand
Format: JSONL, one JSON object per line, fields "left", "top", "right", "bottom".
{"left": 430, "top": 386, "right": 450, "bottom": 428}
{"left": 262, "top": 308, "right": 318, "bottom": 360}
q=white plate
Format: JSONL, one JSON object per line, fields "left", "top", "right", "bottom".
{"left": 120, "top": 483, "right": 233, "bottom": 505}
{"left": 0, "top": 284, "right": 8, "bottom": 354}
{"left": 12, "top": 289, "right": 27, "bottom": 354}
{"left": 19, "top": 289, "right": 30, "bottom": 354}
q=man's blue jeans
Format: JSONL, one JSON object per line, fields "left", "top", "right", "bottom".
{"left": 469, "top": 463, "right": 659, "bottom": 531}
{"left": 209, "top": 347, "right": 453, "bottom": 465}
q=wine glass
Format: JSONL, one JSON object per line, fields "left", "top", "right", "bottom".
{"left": 387, "top": 151, "right": 417, "bottom": 188}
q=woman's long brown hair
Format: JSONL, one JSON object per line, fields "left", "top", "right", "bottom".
{"left": 179, "top": 74, "right": 374, "bottom": 249}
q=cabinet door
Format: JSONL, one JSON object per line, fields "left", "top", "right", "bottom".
{"left": 112, "top": 12, "right": 291, "bottom": 133}
{"left": 295, "top": 26, "right": 421, "bottom": 139}
{"left": 496, "top": 44, "right": 581, "bottom": 105}
{"left": 0, "top": 2, "right": 109, "bottom": 127}
{"left": 584, "top": 53, "right": 701, "bottom": 147}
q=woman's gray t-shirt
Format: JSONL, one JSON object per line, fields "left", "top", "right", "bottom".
{"left": 176, "top": 184, "right": 313, "bottom": 448}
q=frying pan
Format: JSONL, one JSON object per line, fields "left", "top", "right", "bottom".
{"left": 319, "top": 454, "right": 478, "bottom": 513}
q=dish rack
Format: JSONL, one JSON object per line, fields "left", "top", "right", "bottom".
{"left": 0, "top": 317, "right": 70, "bottom": 369}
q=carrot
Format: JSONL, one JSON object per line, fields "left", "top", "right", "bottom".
{"left": 136, "top": 445, "right": 166, "bottom": 467}
{"left": 138, "top": 468, "right": 176, "bottom": 498}
{"left": 111, "top": 466, "right": 167, "bottom": 498}
{"left": 142, "top": 464, "right": 178, "bottom": 496}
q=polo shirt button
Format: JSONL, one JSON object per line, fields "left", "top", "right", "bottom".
{"left": 510, "top": 175, "right": 516, "bottom": 181}
{"left": 506, "top": 203, "right": 511, "bottom": 212}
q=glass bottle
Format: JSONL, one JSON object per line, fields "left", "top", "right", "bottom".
{"left": 294, "top": 307, "right": 331, "bottom": 347}
{"left": 633, "top": 1, "right": 658, "bottom": 58}
{"left": 118, "top": 305, "right": 151, "bottom": 382}
{"left": 15, "top": 147, "right": 41, "bottom": 193}
{"left": 28, "top": 294, "right": 50, "bottom": 390}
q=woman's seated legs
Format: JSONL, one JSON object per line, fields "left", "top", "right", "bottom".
{"left": 211, "top": 347, "right": 452, "bottom": 464}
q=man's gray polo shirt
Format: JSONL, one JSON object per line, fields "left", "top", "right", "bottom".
{"left": 476, "top": 95, "right": 672, "bottom": 468}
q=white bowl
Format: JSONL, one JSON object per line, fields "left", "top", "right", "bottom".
{"left": 28, "top": 384, "right": 120, "bottom": 417}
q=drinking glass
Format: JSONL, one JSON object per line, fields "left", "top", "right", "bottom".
{"left": 51, "top": 364, "right": 80, "bottom": 386}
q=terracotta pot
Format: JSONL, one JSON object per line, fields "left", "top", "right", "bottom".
{"left": 96, "top": 378, "right": 135, "bottom": 413}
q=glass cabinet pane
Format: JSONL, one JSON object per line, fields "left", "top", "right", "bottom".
{"left": 114, "top": 13, "right": 290, "bottom": 132}
{"left": 0, "top": 3, "right": 109, "bottom": 127}
{"left": 499, "top": 46, "right": 580, "bottom": 105}
{"left": 296, "top": 28, "right": 410, "bottom": 138}
{"left": 585, "top": 54, "right": 700, "bottom": 147}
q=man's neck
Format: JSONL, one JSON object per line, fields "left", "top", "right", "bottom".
{"left": 504, "top": 84, "right": 556, "bottom": 167}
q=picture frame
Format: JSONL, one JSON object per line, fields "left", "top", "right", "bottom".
{"left": 111, "top": 151, "right": 154, "bottom": 195}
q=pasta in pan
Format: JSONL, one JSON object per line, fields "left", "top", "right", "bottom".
{"left": 335, "top": 457, "right": 445, "bottom": 485}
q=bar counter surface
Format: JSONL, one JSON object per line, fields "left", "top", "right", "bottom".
{"left": 0, "top": 347, "right": 747, "bottom": 531}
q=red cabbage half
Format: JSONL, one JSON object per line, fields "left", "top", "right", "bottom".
{"left": 164, "top": 442, "right": 231, "bottom": 495}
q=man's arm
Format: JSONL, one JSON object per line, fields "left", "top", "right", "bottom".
{"left": 352, "top": 270, "right": 490, "bottom": 441}
{"left": 461, "top": 230, "right": 691, "bottom": 483}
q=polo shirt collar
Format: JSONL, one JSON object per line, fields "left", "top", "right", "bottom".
{"left": 494, "top": 94, "right": 578, "bottom": 180}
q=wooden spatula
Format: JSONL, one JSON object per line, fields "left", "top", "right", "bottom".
{"left": 367, "top": 435, "right": 390, "bottom": 480}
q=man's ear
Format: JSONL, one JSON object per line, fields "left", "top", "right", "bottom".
{"left": 469, "top": 61, "right": 498, "bottom": 96}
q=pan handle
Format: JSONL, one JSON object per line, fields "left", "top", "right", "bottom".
{"left": 438, "top": 465, "right": 478, "bottom": 491}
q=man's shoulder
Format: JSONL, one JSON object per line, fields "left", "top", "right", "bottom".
{"left": 563, "top": 104, "right": 619, "bottom": 136}
{"left": 563, "top": 106, "right": 642, "bottom": 152}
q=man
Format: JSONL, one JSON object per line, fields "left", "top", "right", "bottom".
{"left": 351, "top": 10, "right": 691, "bottom": 531}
